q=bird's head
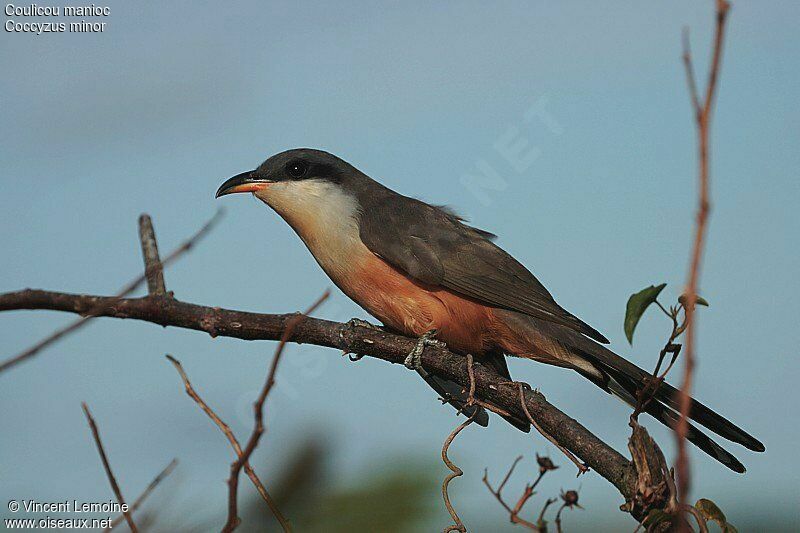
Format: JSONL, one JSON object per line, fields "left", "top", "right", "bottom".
{"left": 216, "top": 148, "right": 368, "bottom": 232}
{"left": 216, "top": 147, "right": 352, "bottom": 195}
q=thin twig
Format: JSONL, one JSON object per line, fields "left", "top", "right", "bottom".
{"left": 554, "top": 503, "right": 567, "bottom": 533}
{"left": 538, "top": 498, "right": 558, "bottom": 530}
{"left": 556, "top": 490, "right": 582, "bottom": 533}
{"left": 682, "top": 503, "right": 710, "bottom": 533}
{"left": 676, "top": 0, "right": 730, "bottom": 503}
{"left": 0, "top": 209, "right": 223, "bottom": 373}
{"left": 138, "top": 214, "right": 167, "bottom": 296}
{"left": 631, "top": 304, "right": 685, "bottom": 420}
{"left": 166, "top": 355, "right": 292, "bottom": 532}
{"left": 499, "top": 456, "right": 524, "bottom": 495}
{"left": 103, "top": 459, "right": 178, "bottom": 532}
{"left": 222, "top": 290, "right": 330, "bottom": 533}
{"left": 81, "top": 402, "right": 138, "bottom": 533}
{"left": 460, "top": 353, "right": 518, "bottom": 418}
{"left": 517, "top": 383, "right": 588, "bottom": 475}
{"left": 442, "top": 412, "right": 477, "bottom": 533}
{"left": 682, "top": 29, "right": 702, "bottom": 120}
{"left": 483, "top": 457, "right": 550, "bottom": 530}
{"left": 483, "top": 458, "right": 522, "bottom": 517}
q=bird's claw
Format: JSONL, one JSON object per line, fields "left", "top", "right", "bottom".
{"left": 343, "top": 318, "right": 381, "bottom": 362}
{"left": 497, "top": 380, "right": 535, "bottom": 393}
{"left": 404, "top": 329, "right": 446, "bottom": 376}
{"left": 346, "top": 318, "right": 380, "bottom": 330}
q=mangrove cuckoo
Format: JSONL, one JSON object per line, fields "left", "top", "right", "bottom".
{"left": 216, "top": 148, "right": 764, "bottom": 472}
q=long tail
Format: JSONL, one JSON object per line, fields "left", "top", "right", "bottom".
{"left": 605, "top": 374, "right": 747, "bottom": 472}
{"left": 494, "top": 311, "right": 764, "bottom": 472}
{"left": 577, "top": 344, "right": 764, "bottom": 473}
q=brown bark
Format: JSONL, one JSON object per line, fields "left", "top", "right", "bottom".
{"left": 0, "top": 289, "right": 639, "bottom": 510}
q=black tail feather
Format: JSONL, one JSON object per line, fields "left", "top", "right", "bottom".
{"left": 606, "top": 378, "right": 746, "bottom": 473}
{"left": 579, "top": 347, "right": 765, "bottom": 453}
{"left": 649, "top": 378, "right": 764, "bottom": 452}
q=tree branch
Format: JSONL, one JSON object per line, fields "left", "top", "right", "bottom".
{"left": 0, "top": 288, "right": 641, "bottom": 518}
{"left": 0, "top": 210, "right": 222, "bottom": 373}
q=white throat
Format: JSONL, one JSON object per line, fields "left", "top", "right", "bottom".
{"left": 254, "top": 179, "right": 366, "bottom": 278}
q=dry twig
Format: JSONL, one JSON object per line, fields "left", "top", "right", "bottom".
{"left": 441, "top": 412, "right": 477, "bottom": 533}
{"left": 81, "top": 402, "right": 138, "bottom": 533}
{"left": 461, "top": 354, "right": 517, "bottom": 420}
{"left": 676, "top": 0, "right": 731, "bottom": 501}
{"left": 166, "top": 356, "right": 292, "bottom": 532}
{"left": 483, "top": 456, "right": 556, "bottom": 530}
{"left": 515, "top": 382, "right": 588, "bottom": 475}
{"left": 0, "top": 209, "right": 223, "bottom": 373}
{"left": 222, "top": 290, "right": 330, "bottom": 532}
{"left": 631, "top": 302, "right": 686, "bottom": 420}
{"left": 103, "top": 459, "right": 178, "bottom": 532}
{"left": 138, "top": 214, "right": 167, "bottom": 296}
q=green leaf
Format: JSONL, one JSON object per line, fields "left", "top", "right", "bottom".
{"left": 678, "top": 294, "right": 710, "bottom": 307}
{"left": 624, "top": 283, "right": 667, "bottom": 344}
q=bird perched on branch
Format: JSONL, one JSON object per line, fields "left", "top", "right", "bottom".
{"left": 217, "top": 148, "right": 764, "bottom": 472}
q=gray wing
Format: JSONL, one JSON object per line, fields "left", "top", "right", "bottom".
{"left": 357, "top": 194, "right": 609, "bottom": 344}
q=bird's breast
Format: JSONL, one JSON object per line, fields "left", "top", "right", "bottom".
{"left": 254, "top": 180, "right": 495, "bottom": 353}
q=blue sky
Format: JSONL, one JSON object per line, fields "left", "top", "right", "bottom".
{"left": 2, "top": 1, "right": 798, "bottom": 530}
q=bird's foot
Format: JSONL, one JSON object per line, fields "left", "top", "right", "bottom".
{"left": 343, "top": 318, "right": 382, "bottom": 362}
{"left": 343, "top": 351, "right": 365, "bottom": 362}
{"left": 346, "top": 318, "right": 381, "bottom": 330}
{"left": 497, "top": 380, "right": 533, "bottom": 392}
{"left": 404, "top": 329, "right": 446, "bottom": 376}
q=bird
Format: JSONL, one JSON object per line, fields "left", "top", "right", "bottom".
{"left": 216, "top": 148, "right": 764, "bottom": 473}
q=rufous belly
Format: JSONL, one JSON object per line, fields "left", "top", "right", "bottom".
{"left": 333, "top": 251, "right": 566, "bottom": 368}
{"left": 334, "top": 251, "right": 499, "bottom": 354}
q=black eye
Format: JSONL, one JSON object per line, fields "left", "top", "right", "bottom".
{"left": 286, "top": 160, "right": 308, "bottom": 178}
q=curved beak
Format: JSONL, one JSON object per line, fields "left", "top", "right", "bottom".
{"left": 215, "top": 171, "right": 273, "bottom": 198}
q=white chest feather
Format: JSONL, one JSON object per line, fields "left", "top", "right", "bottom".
{"left": 254, "top": 179, "right": 369, "bottom": 280}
